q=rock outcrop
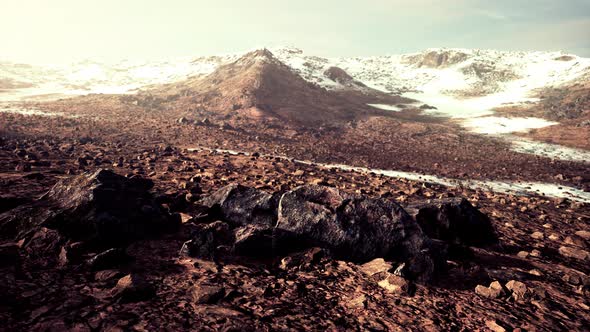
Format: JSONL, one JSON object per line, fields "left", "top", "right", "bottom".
{"left": 324, "top": 66, "right": 367, "bottom": 88}
{"left": 0, "top": 169, "right": 181, "bottom": 248}
{"left": 189, "top": 184, "right": 453, "bottom": 281}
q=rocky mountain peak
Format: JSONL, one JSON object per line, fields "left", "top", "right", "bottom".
{"left": 234, "top": 48, "right": 281, "bottom": 67}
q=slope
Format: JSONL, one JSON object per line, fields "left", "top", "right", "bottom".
{"left": 146, "top": 49, "right": 409, "bottom": 126}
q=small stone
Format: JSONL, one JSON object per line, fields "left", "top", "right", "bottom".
{"left": 192, "top": 282, "right": 225, "bottom": 304}
{"left": 311, "top": 178, "right": 328, "bottom": 185}
{"left": 559, "top": 246, "right": 590, "bottom": 261}
{"left": 111, "top": 274, "right": 154, "bottom": 303}
{"left": 565, "top": 236, "right": 586, "bottom": 247}
{"left": 528, "top": 269, "right": 543, "bottom": 277}
{"left": 531, "top": 232, "right": 544, "bottom": 240}
{"left": 529, "top": 249, "right": 541, "bottom": 258}
{"left": 506, "top": 280, "right": 528, "bottom": 301}
{"left": 377, "top": 275, "right": 411, "bottom": 295}
{"left": 346, "top": 294, "right": 366, "bottom": 309}
{"left": 562, "top": 273, "right": 582, "bottom": 285}
{"left": 360, "top": 258, "right": 393, "bottom": 277}
{"left": 475, "top": 281, "right": 504, "bottom": 299}
{"left": 575, "top": 230, "right": 590, "bottom": 240}
{"left": 293, "top": 170, "right": 305, "bottom": 177}
{"left": 516, "top": 251, "right": 529, "bottom": 259}
{"left": 485, "top": 320, "right": 506, "bottom": 332}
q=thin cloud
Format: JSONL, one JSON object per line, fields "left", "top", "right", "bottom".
{"left": 1, "top": 0, "right": 589, "bottom": 62}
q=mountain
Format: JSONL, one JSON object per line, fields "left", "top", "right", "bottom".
{"left": 143, "top": 49, "right": 408, "bottom": 125}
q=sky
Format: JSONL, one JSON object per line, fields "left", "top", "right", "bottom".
{"left": 2, "top": 0, "right": 590, "bottom": 63}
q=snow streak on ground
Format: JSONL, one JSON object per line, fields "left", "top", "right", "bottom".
{"left": 318, "top": 163, "right": 590, "bottom": 204}
{"left": 190, "top": 147, "right": 590, "bottom": 203}
{"left": 367, "top": 104, "right": 402, "bottom": 112}
{"left": 510, "top": 138, "right": 590, "bottom": 163}
{"left": 461, "top": 117, "right": 559, "bottom": 135}
{"left": 0, "top": 106, "right": 77, "bottom": 118}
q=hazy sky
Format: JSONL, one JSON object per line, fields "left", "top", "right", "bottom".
{"left": 2, "top": 0, "right": 590, "bottom": 63}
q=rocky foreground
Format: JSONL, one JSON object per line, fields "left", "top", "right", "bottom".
{"left": 1, "top": 138, "right": 589, "bottom": 331}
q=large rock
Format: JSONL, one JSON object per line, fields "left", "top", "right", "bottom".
{"left": 406, "top": 198, "right": 498, "bottom": 247}
{"left": 275, "top": 185, "right": 440, "bottom": 281}
{"left": 200, "top": 184, "right": 278, "bottom": 227}
{"left": 0, "top": 169, "right": 180, "bottom": 247}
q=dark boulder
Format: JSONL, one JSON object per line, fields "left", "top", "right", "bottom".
{"left": 232, "top": 224, "right": 274, "bottom": 257}
{"left": 275, "top": 185, "right": 440, "bottom": 281}
{"left": 0, "top": 169, "right": 180, "bottom": 247}
{"left": 180, "top": 221, "right": 233, "bottom": 260}
{"left": 406, "top": 198, "right": 498, "bottom": 248}
{"left": 200, "top": 184, "right": 278, "bottom": 227}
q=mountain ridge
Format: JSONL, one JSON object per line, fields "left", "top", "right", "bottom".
{"left": 2, "top": 46, "right": 588, "bottom": 102}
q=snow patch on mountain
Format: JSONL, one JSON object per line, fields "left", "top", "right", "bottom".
{"left": 0, "top": 55, "right": 239, "bottom": 101}
{"left": 271, "top": 47, "right": 590, "bottom": 98}
{"left": 462, "top": 117, "right": 559, "bottom": 135}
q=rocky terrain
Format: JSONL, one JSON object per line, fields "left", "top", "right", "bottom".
{"left": 0, "top": 135, "right": 589, "bottom": 331}
{"left": 1, "top": 46, "right": 589, "bottom": 331}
